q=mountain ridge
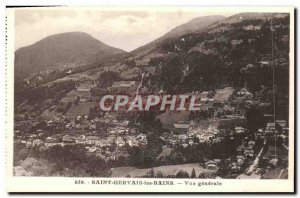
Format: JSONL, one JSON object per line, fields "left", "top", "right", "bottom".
{"left": 130, "top": 15, "right": 226, "bottom": 54}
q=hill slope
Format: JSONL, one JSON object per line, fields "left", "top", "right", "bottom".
{"left": 131, "top": 15, "right": 225, "bottom": 54}
{"left": 163, "top": 15, "right": 225, "bottom": 38}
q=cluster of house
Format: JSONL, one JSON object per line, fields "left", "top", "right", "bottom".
{"left": 237, "top": 88, "right": 253, "bottom": 99}
{"left": 231, "top": 39, "right": 244, "bottom": 48}
{"left": 15, "top": 105, "right": 152, "bottom": 161}
{"left": 237, "top": 140, "right": 256, "bottom": 158}
{"left": 203, "top": 157, "right": 246, "bottom": 173}
{"left": 15, "top": 113, "right": 149, "bottom": 153}
{"left": 106, "top": 126, "right": 148, "bottom": 147}
{"left": 87, "top": 146, "right": 129, "bottom": 161}
{"left": 205, "top": 159, "right": 221, "bottom": 170}
{"left": 159, "top": 132, "right": 190, "bottom": 148}
{"left": 17, "top": 130, "right": 148, "bottom": 151}
{"left": 243, "top": 24, "right": 262, "bottom": 31}
{"left": 255, "top": 120, "right": 289, "bottom": 140}
{"left": 159, "top": 121, "right": 242, "bottom": 148}
{"left": 188, "top": 125, "right": 223, "bottom": 144}
{"left": 158, "top": 116, "right": 288, "bottom": 176}
{"left": 259, "top": 52, "right": 289, "bottom": 68}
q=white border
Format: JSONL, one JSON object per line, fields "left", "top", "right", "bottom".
{"left": 3, "top": 4, "right": 296, "bottom": 194}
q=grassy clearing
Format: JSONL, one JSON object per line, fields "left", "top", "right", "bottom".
{"left": 111, "top": 163, "right": 215, "bottom": 178}
{"left": 65, "top": 102, "right": 98, "bottom": 119}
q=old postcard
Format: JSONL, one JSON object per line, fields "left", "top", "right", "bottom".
{"left": 5, "top": 6, "right": 295, "bottom": 193}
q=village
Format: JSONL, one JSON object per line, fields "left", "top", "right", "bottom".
{"left": 14, "top": 72, "right": 289, "bottom": 178}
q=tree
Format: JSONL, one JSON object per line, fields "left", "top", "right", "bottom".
{"left": 246, "top": 106, "right": 264, "bottom": 132}
{"left": 97, "top": 71, "right": 120, "bottom": 88}
{"left": 176, "top": 170, "right": 190, "bottom": 178}
{"left": 74, "top": 96, "right": 80, "bottom": 106}
{"left": 18, "top": 148, "right": 29, "bottom": 160}
{"left": 156, "top": 171, "right": 163, "bottom": 178}
{"left": 147, "top": 168, "right": 155, "bottom": 177}
{"left": 129, "top": 147, "right": 145, "bottom": 168}
{"left": 88, "top": 107, "right": 97, "bottom": 120}
{"left": 198, "top": 173, "right": 206, "bottom": 178}
{"left": 191, "top": 168, "right": 196, "bottom": 178}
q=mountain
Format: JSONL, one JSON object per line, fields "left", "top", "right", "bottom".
{"left": 120, "top": 12, "right": 290, "bottom": 96}
{"left": 131, "top": 15, "right": 225, "bottom": 54}
{"left": 15, "top": 32, "right": 125, "bottom": 77}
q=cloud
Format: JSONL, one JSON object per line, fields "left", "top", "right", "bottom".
{"left": 14, "top": 8, "right": 233, "bottom": 52}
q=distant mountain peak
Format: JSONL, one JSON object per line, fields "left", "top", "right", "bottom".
{"left": 15, "top": 32, "right": 125, "bottom": 77}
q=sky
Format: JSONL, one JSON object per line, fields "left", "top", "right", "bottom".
{"left": 14, "top": 8, "right": 235, "bottom": 52}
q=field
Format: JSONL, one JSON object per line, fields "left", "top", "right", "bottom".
{"left": 111, "top": 163, "right": 216, "bottom": 178}
{"left": 65, "top": 102, "right": 98, "bottom": 119}
{"left": 214, "top": 87, "right": 234, "bottom": 102}
{"left": 156, "top": 147, "right": 173, "bottom": 159}
{"left": 157, "top": 111, "right": 190, "bottom": 128}
{"left": 40, "top": 109, "right": 61, "bottom": 120}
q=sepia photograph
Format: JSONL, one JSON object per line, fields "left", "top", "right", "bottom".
{"left": 5, "top": 6, "right": 295, "bottom": 193}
